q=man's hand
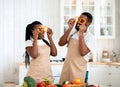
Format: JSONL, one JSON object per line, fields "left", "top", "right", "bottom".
{"left": 68, "top": 18, "right": 76, "bottom": 29}
{"left": 79, "top": 24, "right": 87, "bottom": 33}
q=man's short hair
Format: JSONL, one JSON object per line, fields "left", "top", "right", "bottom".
{"left": 82, "top": 12, "right": 93, "bottom": 23}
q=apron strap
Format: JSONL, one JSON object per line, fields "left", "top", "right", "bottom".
{"left": 42, "top": 39, "right": 50, "bottom": 47}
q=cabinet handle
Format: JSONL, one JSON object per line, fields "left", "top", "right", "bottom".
{"left": 108, "top": 84, "right": 112, "bottom": 87}
{"left": 109, "top": 73, "right": 111, "bottom": 75}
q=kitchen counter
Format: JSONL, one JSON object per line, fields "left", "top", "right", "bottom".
{"left": 88, "top": 62, "right": 120, "bottom": 66}
{"left": 17, "top": 62, "right": 64, "bottom": 66}
{"left": 50, "top": 62, "right": 64, "bottom": 65}
{"left": 88, "top": 62, "right": 120, "bottom": 87}
{"left": 18, "top": 62, "right": 120, "bottom": 66}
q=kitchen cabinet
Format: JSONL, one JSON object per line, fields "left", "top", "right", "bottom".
{"left": 95, "top": 0, "right": 115, "bottom": 39}
{"left": 60, "top": 0, "right": 78, "bottom": 34}
{"left": 51, "top": 63, "right": 63, "bottom": 84}
{"left": 60, "top": 0, "right": 115, "bottom": 39}
{"left": 88, "top": 63, "right": 120, "bottom": 87}
{"left": 88, "top": 64, "right": 109, "bottom": 86}
{"left": 108, "top": 66, "right": 120, "bottom": 87}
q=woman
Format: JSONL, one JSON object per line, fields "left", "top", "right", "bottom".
{"left": 25, "top": 21, "right": 57, "bottom": 83}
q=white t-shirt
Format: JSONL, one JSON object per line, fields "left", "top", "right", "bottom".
{"left": 68, "top": 29, "right": 95, "bottom": 61}
{"left": 25, "top": 39, "right": 46, "bottom": 48}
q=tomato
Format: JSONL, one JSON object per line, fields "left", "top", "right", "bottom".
{"left": 70, "top": 80, "right": 76, "bottom": 84}
{"left": 51, "top": 84, "right": 57, "bottom": 87}
{"left": 45, "top": 84, "right": 52, "bottom": 87}
{"left": 37, "top": 81, "right": 45, "bottom": 87}
{"left": 62, "top": 84, "right": 69, "bottom": 87}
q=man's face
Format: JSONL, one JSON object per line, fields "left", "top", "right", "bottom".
{"left": 75, "top": 15, "right": 88, "bottom": 31}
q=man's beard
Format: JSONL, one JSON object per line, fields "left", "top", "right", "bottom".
{"left": 75, "top": 23, "right": 79, "bottom": 31}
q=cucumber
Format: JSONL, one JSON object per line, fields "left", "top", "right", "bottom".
{"left": 55, "top": 84, "right": 62, "bottom": 87}
{"left": 62, "top": 80, "right": 69, "bottom": 85}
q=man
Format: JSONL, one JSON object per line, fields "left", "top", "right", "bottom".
{"left": 58, "top": 12, "right": 95, "bottom": 84}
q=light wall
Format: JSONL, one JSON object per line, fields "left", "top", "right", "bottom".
{"left": 0, "top": 0, "right": 60, "bottom": 86}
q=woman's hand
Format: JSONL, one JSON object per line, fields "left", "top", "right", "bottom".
{"left": 32, "top": 29, "right": 39, "bottom": 40}
{"left": 68, "top": 18, "right": 76, "bottom": 30}
{"left": 47, "top": 28, "right": 53, "bottom": 38}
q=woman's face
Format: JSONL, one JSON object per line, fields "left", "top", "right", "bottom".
{"left": 34, "top": 24, "right": 45, "bottom": 39}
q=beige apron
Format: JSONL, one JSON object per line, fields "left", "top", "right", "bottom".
{"left": 27, "top": 45, "right": 53, "bottom": 83}
{"left": 59, "top": 38, "right": 87, "bottom": 84}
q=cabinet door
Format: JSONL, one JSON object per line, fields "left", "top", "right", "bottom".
{"left": 51, "top": 64, "right": 63, "bottom": 83}
{"left": 61, "top": 0, "right": 78, "bottom": 34}
{"left": 88, "top": 64, "right": 109, "bottom": 86}
{"left": 108, "top": 66, "right": 120, "bottom": 87}
{"left": 95, "top": 0, "right": 115, "bottom": 39}
{"left": 51, "top": 64, "right": 63, "bottom": 76}
{"left": 80, "top": 0, "right": 95, "bottom": 35}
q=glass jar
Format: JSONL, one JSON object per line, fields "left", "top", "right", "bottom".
{"left": 102, "top": 49, "right": 109, "bottom": 58}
